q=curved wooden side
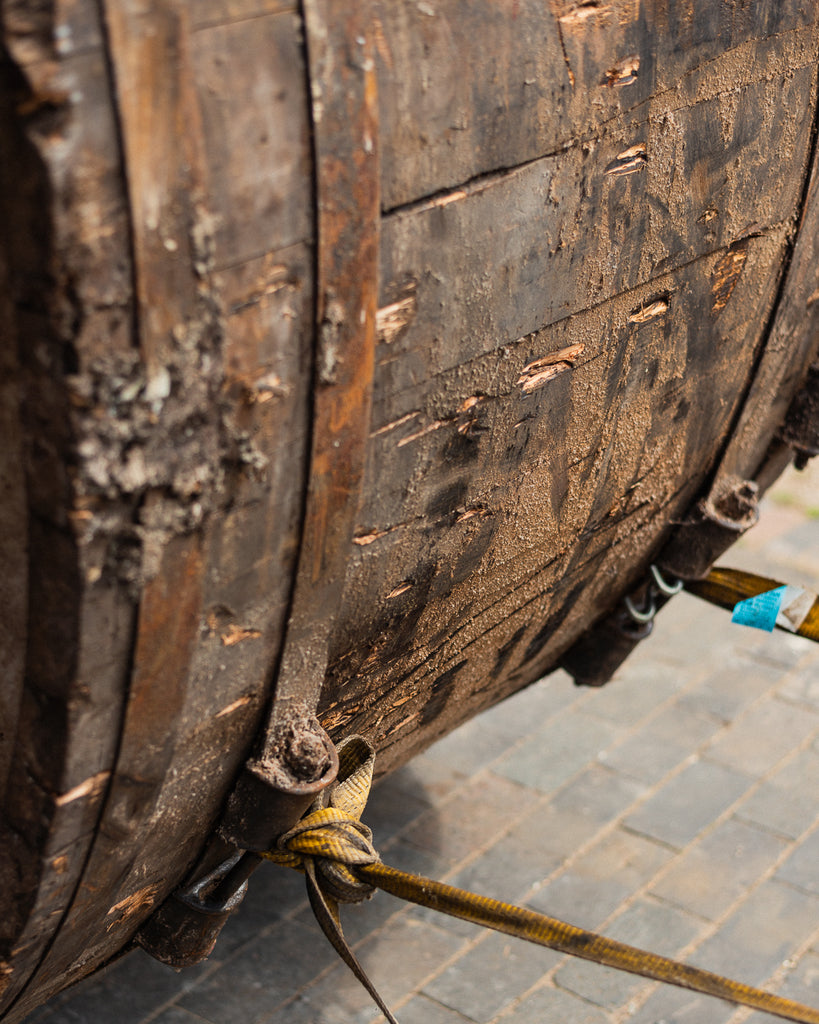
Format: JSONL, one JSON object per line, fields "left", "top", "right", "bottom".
{"left": 315, "top": 4, "right": 819, "bottom": 774}
{"left": 0, "top": 0, "right": 315, "bottom": 1015}
{"left": 1, "top": 1, "right": 818, "bottom": 1019}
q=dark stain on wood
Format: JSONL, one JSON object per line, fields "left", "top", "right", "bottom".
{"left": 493, "top": 625, "right": 527, "bottom": 678}
{"left": 419, "top": 660, "right": 467, "bottom": 727}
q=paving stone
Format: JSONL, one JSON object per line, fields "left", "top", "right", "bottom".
{"left": 677, "top": 659, "right": 786, "bottom": 725}
{"left": 249, "top": 918, "right": 465, "bottom": 1024}
{"left": 18, "top": 1006, "right": 53, "bottom": 1024}
{"left": 744, "top": 628, "right": 817, "bottom": 672}
{"left": 148, "top": 1009, "right": 213, "bottom": 1024}
{"left": 476, "top": 669, "right": 585, "bottom": 738}
{"left": 624, "top": 760, "right": 751, "bottom": 849}
{"left": 754, "top": 521, "right": 819, "bottom": 584}
{"left": 365, "top": 768, "right": 435, "bottom": 843}
{"left": 444, "top": 799, "right": 589, "bottom": 922}
{"left": 778, "top": 657, "right": 819, "bottom": 712}
{"left": 494, "top": 709, "right": 624, "bottom": 795}
{"left": 39, "top": 950, "right": 215, "bottom": 1024}
{"left": 433, "top": 769, "right": 642, "bottom": 927}
{"left": 743, "top": 950, "right": 819, "bottom": 1024}
{"left": 216, "top": 859, "right": 309, "bottom": 956}
{"left": 422, "top": 930, "right": 556, "bottom": 1023}
{"left": 401, "top": 772, "right": 536, "bottom": 863}
{"left": 598, "top": 705, "right": 719, "bottom": 783}
{"left": 527, "top": 828, "right": 673, "bottom": 930}
{"left": 259, "top": 979, "right": 379, "bottom": 1024}
{"left": 178, "top": 917, "right": 340, "bottom": 1024}
{"left": 649, "top": 817, "right": 788, "bottom": 921}
{"left": 776, "top": 828, "right": 819, "bottom": 895}
{"left": 554, "top": 898, "right": 702, "bottom": 1009}
{"left": 354, "top": 917, "right": 466, "bottom": 1008}
{"left": 392, "top": 994, "right": 476, "bottom": 1024}
{"left": 624, "top": 983, "right": 736, "bottom": 1024}
{"left": 407, "top": 673, "right": 583, "bottom": 792}
{"left": 581, "top": 660, "right": 682, "bottom": 726}
{"left": 391, "top": 750, "right": 473, "bottom": 804}
{"left": 739, "top": 501, "right": 809, "bottom": 553}
{"left": 549, "top": 765, "right": 647, "bottom": 832}
{"left": 705, "top": 697, "right": 819, "bottom": 777}
{"left": 766, "top": 461, "right": 819, "bottom": 515}
{"left": 499, "top": 983, "right": 610, "bottom": 1024}
{"left": 690, "top": 880, "right": 819, "bottom": 986}
{"left": 648, "top": 594, "right": 741, "bottom": 671}
{"left": 735, "top": 747, "right": 819, "bottom": 839}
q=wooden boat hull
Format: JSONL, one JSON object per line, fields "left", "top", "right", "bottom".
{"left": 1, "top": 0, "right": 819, "bottom": 1017}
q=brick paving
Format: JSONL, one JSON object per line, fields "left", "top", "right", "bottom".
{"left": 30, "top": 464, "right": 819, "bottom": 1024}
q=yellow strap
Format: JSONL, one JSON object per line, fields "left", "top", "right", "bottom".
{"left": 263, "top": 736, "right": 819, "bottom": 1024}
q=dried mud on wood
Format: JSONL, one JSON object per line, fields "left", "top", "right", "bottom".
{"left": 1, "top": 0, "right": 819, "bottom": 1017}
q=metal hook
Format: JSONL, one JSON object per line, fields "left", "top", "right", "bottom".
{"left": 624, "top": 592, "right": 657, "bottom": 625}
{"left": 650, "top": 564, "right": 683, "bottom": 596}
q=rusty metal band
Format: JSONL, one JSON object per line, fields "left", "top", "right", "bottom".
{"left": 217, "top": 0, "right": 380, "bottom": 851}
{"left": 270, "top": 0, "right": 380, "bottom": 725}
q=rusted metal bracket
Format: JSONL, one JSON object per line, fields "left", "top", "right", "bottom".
{"left": 136, "top": 0, "right": 379, "bottom": 966}
{"left": 560, "top": 607, "right": 654, "bottom": 688}
{"left": 137, "top": 851, "right": 260, "bottom": 967}
{"left": 656, "top": 476, "right": 760, "bottom": 582}
{"left": 562, "top": 475, "right": 759, "bottom": 688}
{"left": 220, "top": 718, "right": 339, "bottom": 851}
{"left": 560, "top": 565, "right": 681, "bottom": 687}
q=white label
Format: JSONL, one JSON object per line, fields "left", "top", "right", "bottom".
{"left": 775, "top": 585, "right": 816, "bottom": 633}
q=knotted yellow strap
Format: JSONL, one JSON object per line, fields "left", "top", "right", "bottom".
{"left": 263, "top": 736, "right": 398, "bottom": 1024}
{"left": 263, "top": 736, "right": 819, "bottom": 1024}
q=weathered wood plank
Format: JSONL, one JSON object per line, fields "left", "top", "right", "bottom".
{"left": 375, "top": 0, "right": 815, "bottom": 209}
{"left": 191, "top": 10, "right": 313, "bottom": 265}
{"left": 0, "top": 0, "right": 315, "bottom": 1015}
{"left": 319, "top": 231, "right": 791, "bottom": 774}
{"left": 707, "top": 116, "right": 819, "bottom": 489}
{"left": 0, "top": 17, "right": 140, "bottom": 1010}
{"left": 376, "top": 56, "right": 816, "bottom": 400}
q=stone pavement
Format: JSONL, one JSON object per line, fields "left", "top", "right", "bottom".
{"left": 31, "top": 464, "right": 819, "bottom": 1024}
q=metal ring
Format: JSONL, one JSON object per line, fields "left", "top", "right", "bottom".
{"left": 624, "top": 593, "right": 657, "bottom": 624}
{"left": 650, "top": 564, "right": 684, "bottom": 596}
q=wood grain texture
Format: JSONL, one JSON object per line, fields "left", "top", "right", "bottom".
{"left": 314, "top": 2, "right": 819, "bottom": 774}
{"left": 0, "top": 0, "right": 313, "bottom": 1016}
{"left": 1, "top": 0, "right": 818, "bottom": 1017}
{"left": 374, "top": 0, "right": 815, "bottom": 210}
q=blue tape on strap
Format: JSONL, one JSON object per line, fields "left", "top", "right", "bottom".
{"left": 731, "top": 586, "right": 787, "bottom": 632}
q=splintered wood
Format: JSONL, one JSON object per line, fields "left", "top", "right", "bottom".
{"left": 2, "top": 0, "right": 819, "bottom": 1017}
